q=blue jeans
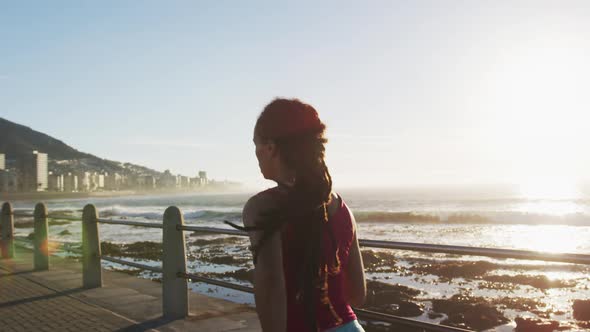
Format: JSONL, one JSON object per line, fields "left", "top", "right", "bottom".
{"left": 326, "top": 320, "right": 365, "bottom": 332}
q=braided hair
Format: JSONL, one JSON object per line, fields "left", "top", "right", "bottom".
{"left": 228, "top": 98, "right": 342, "bottom": 331}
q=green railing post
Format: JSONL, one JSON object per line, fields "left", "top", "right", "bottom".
{"left": 1, "top": 202, "right": 15, "bottom": 259}
{"left": 162, "top": 206, "right": 188, "bottom": 319}
{"left": 82, "top": 204, "right": 102, "bottom": 288}
{"left": 34, "top": 202, "right": 49, "bottom": 270}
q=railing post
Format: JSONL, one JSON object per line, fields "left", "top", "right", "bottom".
{"left": 82, "top": 204, "right": 102, "bottom": 288}
{"left": 1, "top": 202, "right": 15, "bottom": 259}
{"left": 162, "top": 206, "right": 188, "bottom": 319}
{"left": 34, "top": 202, "right": 49, "bottom": 270}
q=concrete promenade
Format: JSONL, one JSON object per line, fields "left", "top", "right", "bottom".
{"left": 0, "top": 247, "right": 261, "bottom": 332}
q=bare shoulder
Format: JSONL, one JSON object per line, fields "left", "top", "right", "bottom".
{"left": 242, "top": 187, "right": 283, "bottom": 227}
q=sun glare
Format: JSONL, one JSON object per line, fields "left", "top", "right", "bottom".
{"left": 518, "top": 177, "right": 581, "bottom": 200}
{"left": 514, "top": 226, "right": 581, "bottom": 254}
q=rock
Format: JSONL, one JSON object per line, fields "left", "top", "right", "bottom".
{"left": 428, "top": 312, "right": 444, "bottom": 319}
{"left": 58, "top": 229, "right": 71, "bottom": 236}
{"left": 375, "top": 301, "right": 424, "bottom": 317}
{"left": 202, "top": 268, "right": 254, "bottom": 284}
{"left": 514, "top": 317, "right": 559, "bottom": 332}
{"left": 483, "top": 274, "right": 576, "bottom": 289}
{"left": 431, "top": 293, "right": 509, "bottom": 331}
{"left": 100, "top": 241, "right": 163, "bottom": 260}
{"left": 202, "top": 255, "right": 251, "bottom": 266}
{"left": 361, "top": 250, "right": 397, "bottom": 270}
{"left": 411, "top": 260, "right": 497, "bottom": 280}
{"left": 365, "top": 281, "right": 421, "bottom": 306}
{"left": 27, "top": 232, "right": 35, "bottom": 240}
{"left": 191, "top": 236, "right": 244, "bottom": 246}
{"left": 573, "top": 299, "right": 590, "bottom": 321}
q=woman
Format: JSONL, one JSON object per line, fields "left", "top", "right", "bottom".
{"left": 230, "top": 98, "right": 366, "bottom": 332}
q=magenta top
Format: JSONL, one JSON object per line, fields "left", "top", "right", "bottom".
{"left": 281, "top": 195, "right": 357, "bottom": 332}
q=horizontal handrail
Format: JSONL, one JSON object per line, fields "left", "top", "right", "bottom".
{"left": 358, "top": 239, "right": 590, "bottom": 265}
{"left": 48, "top": 215, "right": 82, "bottom": 221}
{"left": 14, "top": 212, "right": 81, "bottom": 221}
{"left": 179, "top": 225, "right": 247, "bottom": 236}
{"left": 101, "top": 255, "right": 163, "bottom": 273}
{"left": 97, "top": 219, "right": 164, "bottom": 229}
{"left": 182, "top": 225, "right": 590, "bottom": 266}
{"left": 179, "top": 272, "right": 254, "bottom": 293}
{"left": 13, "top": 212, "right": 34, "bottom": 217}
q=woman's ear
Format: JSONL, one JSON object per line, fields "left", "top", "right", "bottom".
{"left": 268, "top": 141, "right": 279, "bottom": 158}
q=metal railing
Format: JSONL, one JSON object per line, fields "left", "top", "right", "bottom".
{"left": 3, "top": 201, "right": 590, "bottom": 331}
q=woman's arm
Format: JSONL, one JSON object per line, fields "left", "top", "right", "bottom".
{"left": 344, "top": 216, "right": 366, "bottom": 307}
{"left": 243, "top": 195, "right": 287, "bottom": 332}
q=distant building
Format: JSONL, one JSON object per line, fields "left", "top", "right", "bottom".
{"left": 0, "top": 169, "right": 18, "bottom": 192}
{"left": 123, "top": 173, "right": 137, "bottom": 189}
{"left": 19, "top": 151, "right": 48, "bottom": 192}
{"left": 0, "top": 153, "right": 5, "bottom": 170}
{"left": 160, "top": 170, "right": 176, "bottom": 188}
{"left": 104, "top": 172, "right": 123, "bottom": 190}
{"left": 48, "top": 171, "right": 62, "bottom": 191}
{"left": 78, "top": 172, "right": 91, "bottom": 191}
{"left": 138, "top": 175, "right": 156, "bottom": 190}
{"left": 178, "top": 175, "right": 190, "bottom": 188}
{"left": 63, "top": 173, "right": 78, "bottom": 192}
{"left": 198, "top": 171, "right": 207, "bottom": 183}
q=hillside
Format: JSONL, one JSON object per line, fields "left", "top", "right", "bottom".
{"left": 0, "top": 117, "right": 162, "bottom": 176}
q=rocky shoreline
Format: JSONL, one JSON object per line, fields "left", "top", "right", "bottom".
{"left": 78, "top": 237, "right": 590, "bottom": 332}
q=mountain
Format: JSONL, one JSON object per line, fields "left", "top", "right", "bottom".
{"left": 0, "top": 117, "right": 162, "bottom": 176}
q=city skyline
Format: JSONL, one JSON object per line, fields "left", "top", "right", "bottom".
{"left": 2, "top": 2, "right": 590, "bottom": 195}
{"left": 0, "top": 147, "right": 219, "bottom": 193}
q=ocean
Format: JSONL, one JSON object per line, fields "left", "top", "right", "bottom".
{"left": 9, "top": 187, "right": 590, "bottom": 331}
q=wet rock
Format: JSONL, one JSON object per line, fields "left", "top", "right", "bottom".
{"left": 365, "top": 281, "right": 421, "bottom": 305}
{"left": 431, "top": 293, "right": 509, "bottom": 331}
{"left": 372, "top": 301, "right": 424, "bottom": 317}
{"left": 27, "top": 232, "right": 35, "bottom": 240}
{"left": 58, "top": 229, "right": 71, "bottom": 236}
{"left": 427, "top": 312, "right": 444, "bottom": 319}
{"left": 411, "top": 260, "right": 497, "bottom": 280}
{"left": 573, "top": 299, "right": 590, "bottom": 321}
{"left": 204, "top": 255, "right": 251, "bottom": 266}
{"left": 361, "top": 281, "right": 424, "bottom": 318}
{"left": 483, "top": 274, "right": 576, "bottom": 289}
{"left": 494, "top": 296, "right": 543, "bottom": 312}
{"left": 191, "top": 236, "right": 245, "bottom": 246}
{"left": 101, "top": 241, "right": 163, "bottom": 260}
{"left": 361, "top": 250, "right": 398, "bottom": 271}
{"left": 477, "top": 280, "right": 520, "bottom": 291}
{"left": 113, "top": 268, "right": 141, "bottom": 277}
{"left": 514, "top": 317, "right": 559, "bottom": 332}
{"left": 204, "top": 268, "right": 254, "bottom": 284}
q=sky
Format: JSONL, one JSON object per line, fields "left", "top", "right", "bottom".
{"left": 1, "top": 1, "right": 589, "bottom": 192}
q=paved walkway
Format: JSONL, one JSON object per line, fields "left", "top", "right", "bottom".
{"left": 0, "top": 247, "right": 260, "bottom": 331}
